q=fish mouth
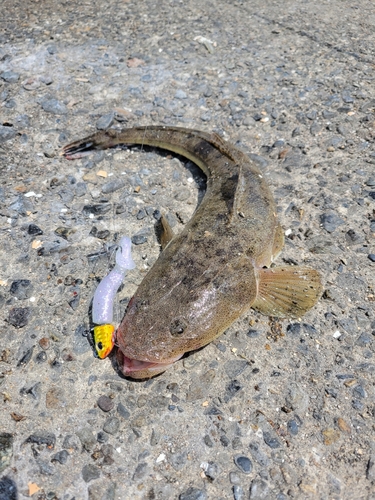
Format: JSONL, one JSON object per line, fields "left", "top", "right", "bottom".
{"left": 116, "top": 349, "right": 182, "bottom": 379}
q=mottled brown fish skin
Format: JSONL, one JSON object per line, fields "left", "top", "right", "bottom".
{"left": 63, "top": 126, "right": 321, "bottom": 378}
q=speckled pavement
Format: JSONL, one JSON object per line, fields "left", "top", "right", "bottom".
{"left": 1, "top": 1, "right": 375, "bottom": 499}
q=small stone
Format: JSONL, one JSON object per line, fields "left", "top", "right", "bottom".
{"left": 62, "top": 434, "right": 80, "bottom": 451}
{"left": 103, "top": 416, "right": 120, "bottom": 435}
{"left": 77, "top": 427, "right": 96, "bottom": 452}
{"left": 136, "top": 209, "right": 147, "bottom": 220}
{"left": 291, "top": 127, "right": 300, "bottom": 137}
{"left": 28, "top": 224, "right": 43, "bottom": 235}
{"left": 83, "top": 204, "right": 112, "bottom": 216}
{"left": 299, "top": 482, "right": 317, "bottom": 494}
{"left": 229, "top": 472, "right": 242, "bottom": 485}
{"left": 352, "top": 399, "right": 364, "bottom": 411}
{"left": 356, "top": 333, "right": 372, "bottom": 347}
{"left": 249, "top": 443, "right": 270, "bottom": 467}
{"left": 51, "top": 450, "right": 69, "bottom": 464}
{"left": 337, "top": 417, "right": 351, "bottom": 433}
{"left": 247, "top": 329, "right": 260, "bottom": 338}
{"left": 179, "top": 487, "right": 207, "bottom": 500}
{"left": 46, "top": 387, "right": 65, "bottom": 409}
{"left": 17, "top": 346, "right": 34, "bottom": 367}
{"left": 173, "top": 188, "right": 190, "bottom": 201}
{"left": 223, "top": 379, "right": 243, "bottom": 403}
{"left": 366, "top": 455, "right": 375, "bottom": 481}
{"left": 117, "top": 403, "right": 130, "bottom": 419}
{"left": 132, "top": 462, "right": 148, "bottom": 480}
{"left": 97, "top": 432, "right": 109, "bottom": 444}
{"left": 322, "top": 110, "right": 337, "bottom": 119}
{"left": 169, "top": 450, "right": 187, "bottom": 471}
{"left": 322, "top": 428, "right": 340, "bottom": 445}
{"left": 175, "top": 89, "right": 187, "bottom": 99}
{"left": 353, "top": 385, "right": 367, "bottom": 399}
{"left": 88, "top": 481, "right": 116, "bottom": 500}
{"left": 263, "top": 431, "right": 281, "bottom": 449}
{"left": 220, "top": 435, "right": 230, "bottom": 447}
{"left": 97, "top": 395, "right": 114, "bottom": 412}
{"left": 10, "top": 279, "right": 33, "bottom": 300}
{"left": 131, "top": 234, "right": 148, "bottom": 245}
{"left": 321, "top": 212, "right": 345, "bottom": 233}
{"left": 0, "top": 124, "right": 15, "bottom": 143}
{"left": 0, "top": 433, "right": 13, "bottom": 473}
{"left": 201, "top": 461, "right": 220, "bottom": 480}
{"left": 37, "top": 459, "right": 55, "bottom": 475}
{"left": 75, "top": 182, "right": 87, "bottom": 197}
{"left": 249, "top": 479, "right": 269, "bottom": 499}
{"left": 58, "top": 188, "right": 74, "bottom": 203}
{"left": 285, "top": 384, "right": 309, "bottom": 412}
{"left": 0, "top": 476, "right": 16, "bottom": 499}
{"left": 1, "top": 71, "right": 20, "bottom": 83}
{"left": 233, "top": 455, "right": 252, "bottom": 474}
{"left": 150, "top": 429, "right": 160, "bottom": 446}
{"left": 345, "top": 229, "right": 361, "bottom": 244}
{"left": 276, "top": 494, "right": 288, "bottom": 500}
{"left": 342, "top": 91, "right": 354, "bottom": 103}
{"left": 232, "top": 437, "right": 242, "bottom": 450}
{"left": 310, "top": 122, "right": 322, "bottom": 136}
{"left": 343, "top": 379, "right": 357, "bottom": 388}
{"left": 22, "top": 77, "right": 41, "bottom": 91}
{"left": 41, "top": 98, "right": 67, "bottom": 115}
{"left": 7, "top": 307, "right": 31, "bottom": 328}
{"left": 306, "top": 110, "right": 317, "bottom": 120}
{"left": 82, "top": 464, "right": 101, "bottom": 483}
{"left": 368, "top": 254, "right": 375, "bottom": 262}
{"left": 97, "top": 230, "right": 110, "bottom": 239}
{"left": 233, "top": 485, "right": 245, "bottom": 500}
{"left": 101, "top": 179, "right": 125, "bottom": 194}
{"left": 249, "top": 153, "right": 269, "bottom": 169}
{"left": 224, "top": 360, "right": 249, "bottom": 378}
{"left": 200, "top": 112, "right": 211, "bottom": 122}
{"left": 68, "top": 287, "right": 80, "bottom": 310}
{"left": 96, "top": 112, "right": 115, "bottom": 130}
{"left": 25, "top": 432, "right": 56, "bottom": 448}
{"left": 73, "top": 324, "right": 90, "bottom": 354}
{"left": 35, "top": 351, "right": 47, "bottom": 363}
{"left": 203, "top": 434, "right": 214, "bottom": 447}
{"left": 20, "top": 381, "right": 41, "bottom": 400}
{"left": 287, "top": 420, "right": 299, "bottom": 436}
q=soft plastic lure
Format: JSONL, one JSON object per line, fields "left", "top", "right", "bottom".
{"left": 92, "top": 236, "right": 135, "bottom": 358}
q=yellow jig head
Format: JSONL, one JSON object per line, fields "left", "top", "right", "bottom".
{"left": 93, "top": 324, "right": 115, "bottom": 359}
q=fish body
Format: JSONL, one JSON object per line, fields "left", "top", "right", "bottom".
{"left": 64, "top": 126, "right": 322, "bottom": 378}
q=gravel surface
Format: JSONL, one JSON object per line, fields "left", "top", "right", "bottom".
{"left": 1, "top": 0, "right": 375, "bottom": 499}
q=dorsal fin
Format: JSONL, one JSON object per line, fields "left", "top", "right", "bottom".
{"left": 209, "top": 132, "right": 238, "bottom": 163}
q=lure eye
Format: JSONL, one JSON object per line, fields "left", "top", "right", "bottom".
{"left": 169, "top": 318, "right": 188, "bottom": 336}
{"left": 97, "top": 341, "right": 103, "bottom": 350}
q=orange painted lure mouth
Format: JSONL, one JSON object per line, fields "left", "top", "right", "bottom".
{"left": 93, "top": 324, "right": 116, "bottom": 359}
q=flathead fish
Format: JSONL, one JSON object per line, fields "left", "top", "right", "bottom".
{"left": 64, "top": 126, "right": 322, "bottom": 378}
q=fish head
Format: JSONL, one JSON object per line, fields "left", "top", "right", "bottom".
{"left": 115, "top": 253, "right": 257, "bottom": 379}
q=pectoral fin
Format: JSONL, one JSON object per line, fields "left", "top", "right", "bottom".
{"left": 253, "top": 266, "right": 322, "bottom": 318}
{"left": 160, "top": 214, "right": 175, "bottom": 250}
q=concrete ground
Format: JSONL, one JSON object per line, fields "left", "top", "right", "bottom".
{"left": 0, "top": 0, "right": 375, "bottom": 499}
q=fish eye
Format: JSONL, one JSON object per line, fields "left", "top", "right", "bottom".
{"left": 169, "top": 318, "right": 188, "bottom": 336}
{"left": 97, "top": 341, "right": 103, "bottom": 350}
